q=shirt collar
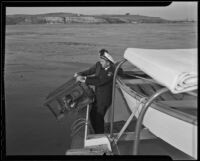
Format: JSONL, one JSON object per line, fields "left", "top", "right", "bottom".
{"left": 104, "top": 66, "right": 110, "bottom": 70}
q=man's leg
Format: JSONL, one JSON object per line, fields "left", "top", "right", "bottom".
{"left": 89, "top": 103, "right": 97, "bottom": 133}
{"left": 90, "top": 104, "right": 105, "bottom": 134}
{"left": 94, "top": 105, "right": 110, "bottom": 134}
{"left": 94, "top": 112, "right": 105, "bottom": 134}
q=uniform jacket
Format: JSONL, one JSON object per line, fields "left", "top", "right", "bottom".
{"left": 78, "top": 62, "right": 115, "bottom": 113}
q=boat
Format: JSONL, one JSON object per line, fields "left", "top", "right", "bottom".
{"left": 108, "top": 48, "right": 197, "bottom": 159}
{"left": 44, "top": 48, "right": 197, "bottom": 159}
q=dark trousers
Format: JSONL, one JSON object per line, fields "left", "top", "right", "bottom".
{"left": 89, "top": 102, "right": 109, "bottom": 134}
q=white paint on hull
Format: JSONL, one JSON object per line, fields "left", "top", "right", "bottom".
{"left": 121, "top": 87, "right": 197, "bottom": 159}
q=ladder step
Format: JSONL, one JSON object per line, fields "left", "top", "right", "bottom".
{"left": 66, "top": 145, "right": 113, "bottom": 155}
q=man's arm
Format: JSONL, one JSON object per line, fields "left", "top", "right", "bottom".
{"left": 85, "top": 75, "right": 112, "bottom": 86}
{"left": 77, "top": 63, "right": 96, "bottom": 76}
{"left": 85, "top": 67, "right": 114, "bottom": 86}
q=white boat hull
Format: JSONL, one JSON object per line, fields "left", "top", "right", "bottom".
{"left": 119, "top": 83, "right": 197, "bottom": 159}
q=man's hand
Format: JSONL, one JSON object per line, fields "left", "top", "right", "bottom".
{"left": 74, "top": 72, "right": 79, "bottom": 77}
{"left": 76, "top": 76, "right": 86, "bottom": 83}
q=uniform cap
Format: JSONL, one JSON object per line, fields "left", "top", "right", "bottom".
{"left": 99, "top": 49, "right": 115, "bottom": 63}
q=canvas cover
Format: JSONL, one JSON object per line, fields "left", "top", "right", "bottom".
{"left": 124, "top": 48, "right": 197, "bottom": 94}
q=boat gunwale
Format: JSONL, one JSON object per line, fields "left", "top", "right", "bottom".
{"left": 116, "top": 77, "right": 197, "bottom": 126}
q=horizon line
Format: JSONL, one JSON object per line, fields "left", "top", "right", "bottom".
{"left": 6, "top": 12, "right": 196, "bottom": 21}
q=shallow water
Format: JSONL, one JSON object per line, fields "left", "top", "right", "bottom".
{"left": 5, "top": 23, "right": 197, "bottom": 155}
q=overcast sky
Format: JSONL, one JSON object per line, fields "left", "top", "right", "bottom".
{"left": 6, "top": 2, "right": 197, "bottom": 20}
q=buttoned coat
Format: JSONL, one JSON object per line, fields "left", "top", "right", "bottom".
{"left": 78, "top": 62, "right": 115, "bottom": 115}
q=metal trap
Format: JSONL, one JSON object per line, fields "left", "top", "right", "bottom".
{"left": 44, "top": 77, "right": 94, "bottom": 120}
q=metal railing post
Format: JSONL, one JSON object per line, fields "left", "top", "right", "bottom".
{"left": 133, "top": 87, "right": 169, "bottom": 155}
{"left": 110, "top": 59, "right": 127, "bottom": 138}
{"left": 84, "top": 104, "right": 90, "bottom": 143}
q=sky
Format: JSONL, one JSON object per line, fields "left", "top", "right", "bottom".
{"left": 6, "top": 2, "right": 198, "bottom": 21}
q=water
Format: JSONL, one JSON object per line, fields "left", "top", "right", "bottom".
{"left": 5, "top": 23, "right": 197, "bottom": 155}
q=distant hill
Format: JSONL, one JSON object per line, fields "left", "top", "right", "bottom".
{"left": 6, "top": 12, "right": 192, "bottom": 25}
{"left": 35, "top": 12, "right": 79, "bottom": 17}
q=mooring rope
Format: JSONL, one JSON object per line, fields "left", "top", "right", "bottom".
{"left": 71, "top": 118, "right": 86, "bottom": 129}
{"left": 71, "top": 123, "right": 86, "bottom": 136}
{"left": 71, "top": 121, "right": 86, "bottom": 132}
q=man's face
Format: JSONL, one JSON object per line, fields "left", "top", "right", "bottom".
{"left": 100, "top": 58, "right": 108, "bottom": 68}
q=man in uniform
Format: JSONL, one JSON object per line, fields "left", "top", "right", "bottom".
{"left": 74, "top": 49, "right": 115, "bottom": 134}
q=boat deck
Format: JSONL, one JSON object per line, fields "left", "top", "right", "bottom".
{"left": 114, "top": 139, "right": 194, "bottom": 160}
{"left": 66, "top": 71, "right": 197, "bottom": 159}
{"left": 68, "top": 114, "right": 195, "bottom": 159}
{"left": 104, "top": 120, "right": 194, "bottom": 160}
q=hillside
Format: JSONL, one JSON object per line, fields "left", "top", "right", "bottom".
{"left": 6, "top": 12, "right": 187, "bottom": 25}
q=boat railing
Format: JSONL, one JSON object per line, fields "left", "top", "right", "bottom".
{"left": 132, "top": 87, "right": 169, "bottom": 155}
{"left": 110, "top": 59, "right": 127, "bottom": 137}
{"left": 117, "top": 77, "right": 197, "bottom": 125}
